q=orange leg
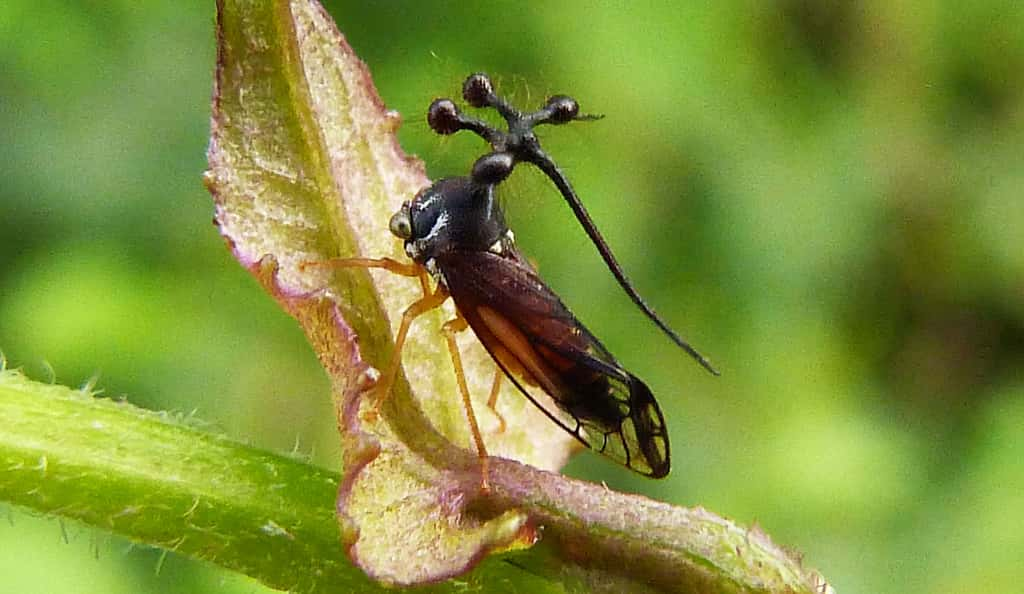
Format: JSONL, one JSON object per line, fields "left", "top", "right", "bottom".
{"left": 303, "top": 254, "right": 493, "bottom": 490}
{"left": 442, "top": 314, "right": 491, "bottom": 492}
{"left": 307, "top": 256, "right": 433, "bottom": 295}
{"left": 300, "top": 255, "right": 422, "bottom": 278}
{"left": 485, "top": 369, "right": 507, "bottom": 434}
{"left": 301, "top": 255, "right": 442, "bottom": 414}
{"left": 371, "top": 284, "right": 450, "bottom": 417}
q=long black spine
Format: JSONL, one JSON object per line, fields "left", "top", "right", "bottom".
{"left": 531, "top": 150, "right": 719, "bottom": 376}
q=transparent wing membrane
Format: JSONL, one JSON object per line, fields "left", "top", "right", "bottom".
{"left": 441, "top": 250, "right": 670, "bottom": 477}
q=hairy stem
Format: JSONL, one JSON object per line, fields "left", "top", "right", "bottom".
{"left": 0, "top": 368, "right": 553, "bottom": 593}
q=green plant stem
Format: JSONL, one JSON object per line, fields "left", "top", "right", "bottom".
{"left": 0, "top": 369, "right": 348, "bottom": 591}
{"left": 0, "top": 369, "right": 554, "bottom": 594}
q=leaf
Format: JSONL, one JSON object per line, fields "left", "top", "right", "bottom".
{"left": 206, "top": 0, "right": 834, "bottom": 591}
{"left": 206, "top": 0, "right": 574, "bottom": 585}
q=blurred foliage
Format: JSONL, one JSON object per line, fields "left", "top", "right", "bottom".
{"left": 1, "top": 1, "right": 1021, "bottom": 593}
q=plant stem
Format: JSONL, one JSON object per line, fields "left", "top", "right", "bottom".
{"left": 0, "top": 369, "right": 553, "bottom": 593}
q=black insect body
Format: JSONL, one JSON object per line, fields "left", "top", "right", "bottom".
{"left": 322, "top": 73, "right": 716, "bottom": 480}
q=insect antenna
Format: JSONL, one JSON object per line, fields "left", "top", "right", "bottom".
{"left": 427, "top": 73, "right": 719, "bottom": 376}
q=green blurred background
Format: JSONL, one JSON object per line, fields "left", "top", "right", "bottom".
{"left": 2, "top": 1, "right": 1022, "bottom": 592}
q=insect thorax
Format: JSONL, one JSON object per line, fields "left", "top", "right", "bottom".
{"left": 403, "top": 176, "right": 508, "bottom": 264}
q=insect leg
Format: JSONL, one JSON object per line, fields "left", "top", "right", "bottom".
{"left": 485, "top": 369, "right": 507, "bottom": 434}
{"left": 301, "top": 256, "right": 442, "bottom": 416}
{"left": 300, "top": 255, "right": 421, "bottom": 277}
{"left": 441, "top": 313, "right": 491, "bottom": 492}
{"left": 311, "top": 256, "right": 431, "bottom": 294}
{"left": 370, "top": 283, "right": 450, "bottom": 418}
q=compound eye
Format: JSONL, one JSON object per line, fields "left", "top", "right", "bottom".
{"left": 545, "top": 95, "right": 579, "bottom": 123}
{"left": 389, "top": 205, "right": 413, "bottom": 239}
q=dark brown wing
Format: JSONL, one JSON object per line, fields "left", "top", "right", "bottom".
{"left": 437, "top": 248, "right": 670, "bottom": 477}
